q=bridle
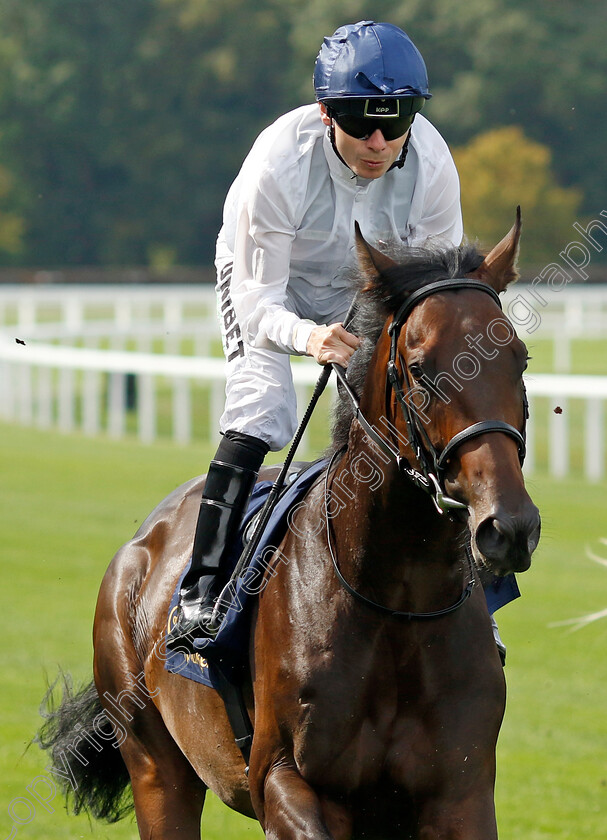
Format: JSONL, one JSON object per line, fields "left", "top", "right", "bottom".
{"left": 325, "top": 278, "right": 528, "bottom": 621}
{"left": 333, "top": 278, "right": 527, "bottom": 515}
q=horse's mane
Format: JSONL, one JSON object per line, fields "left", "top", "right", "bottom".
{"left": 329, "top": 239, "right": 485, "bottom": 452}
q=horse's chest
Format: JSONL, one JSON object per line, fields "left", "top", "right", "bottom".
{"left": 294, "top": 688, "right": 454, "bottom": 796}
{"left": 294, "top": 699, "right": 393, "bottom": 787}
{"left": 290, "top": 661, "right": 414, "bottom": 783}
{"left": 287, "top": 633, "right": 463, "bottom": 792}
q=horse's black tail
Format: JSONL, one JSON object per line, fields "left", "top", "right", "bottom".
{"left": 37, "top": 672, "right": 134, "bottom": 822}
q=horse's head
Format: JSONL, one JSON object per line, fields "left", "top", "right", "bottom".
{"left": 354, "top": 210, "right": 540, "bottom": 575}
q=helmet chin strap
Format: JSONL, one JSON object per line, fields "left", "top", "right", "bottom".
{"left": 388, "top": 133, "right": 410, "bottom": 170}
{"left": 328, "top": 120, "right": 411, "bottom": 176}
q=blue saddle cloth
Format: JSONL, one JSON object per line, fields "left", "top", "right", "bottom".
{"left": 164, "top": 459, "right": 520, "bottom": 689}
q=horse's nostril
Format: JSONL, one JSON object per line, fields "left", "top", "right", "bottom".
{"left": 476, "top": 516, "right": 511, "bottom": 563}
{"left": 475, "top": 509, "right": 539, "bottom": 573}
{"left": 527, "top": 513, "right": 542, "bottom": 555}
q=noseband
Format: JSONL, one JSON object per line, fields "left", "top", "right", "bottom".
{"left": 333, "top": 278, "right": 528, "bottom": 514}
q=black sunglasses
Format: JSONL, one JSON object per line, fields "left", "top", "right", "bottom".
{"left": 331, "top": 112, "right": 415, "bottom": 141}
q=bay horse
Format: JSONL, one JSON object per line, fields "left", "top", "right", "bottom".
{"left": 39, "top": 212, "right": 540, "bottom": 839}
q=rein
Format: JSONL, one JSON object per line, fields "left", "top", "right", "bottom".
{"left": 324, "top": 448, "right": 476, "bottom": 621}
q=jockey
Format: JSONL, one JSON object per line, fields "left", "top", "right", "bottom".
{"left": 167, "top": 20, "right": 463, "bottom": 651}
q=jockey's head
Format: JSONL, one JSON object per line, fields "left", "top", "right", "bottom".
{"left": 314, "top": 21, "right": 431, "bottom": 178}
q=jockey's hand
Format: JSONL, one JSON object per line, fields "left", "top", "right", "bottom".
{"left": 306, "top": 323, "right": 362, "bottom": 367}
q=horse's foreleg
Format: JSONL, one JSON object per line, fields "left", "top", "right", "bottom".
{"left": 255, "top": 763, "right": 352, "bottom": 840}
{"left": 416, "top": 790, "right": 498, "bottom": 840}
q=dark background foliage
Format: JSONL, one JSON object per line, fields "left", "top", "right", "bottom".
{"left": 0, "top": 0, "right": 604, "bottom": 266}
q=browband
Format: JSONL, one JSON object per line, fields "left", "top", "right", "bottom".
{"left": 388, "top": 278, "right": 501, "bottom": 335}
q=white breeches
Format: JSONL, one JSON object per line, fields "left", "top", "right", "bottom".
{"left": 215, "top": 260, "right": 352, "bottom": 451}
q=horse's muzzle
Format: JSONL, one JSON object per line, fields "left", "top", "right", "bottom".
{"left": 473, "top": 504, "right": 541, "bottom": 574}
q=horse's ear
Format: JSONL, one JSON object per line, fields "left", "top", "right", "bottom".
{"left": 355, "top": 222, "right": 397, "bottom": 288}
{"left": 471, "top": 207, "right": 522, "bottom": 293}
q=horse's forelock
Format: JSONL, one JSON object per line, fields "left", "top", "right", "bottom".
{"left": 362, "top": 241, "right": 486, "bottom": 317}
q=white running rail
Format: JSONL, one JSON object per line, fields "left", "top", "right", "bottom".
{"left": 1, "top": 283, "right": 607, "bottom": 478}
{"left": 0, "top": 337, "right": 606, "bottom": 481}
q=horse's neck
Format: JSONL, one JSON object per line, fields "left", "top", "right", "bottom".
{"left": 329, "top": 422, "right": 466, "bottom": 612}
{"left": 331, "top": 424, "right": 451, "bottom": 553}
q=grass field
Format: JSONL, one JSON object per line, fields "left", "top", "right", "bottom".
{"left": 1, "top": 422, "right": 606, "bottom": 839}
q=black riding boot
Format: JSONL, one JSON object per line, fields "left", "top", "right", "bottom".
{"left": 166, "top": 431, "right": 268, "bottom": 652}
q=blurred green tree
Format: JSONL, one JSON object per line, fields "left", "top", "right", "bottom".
{"left": 0, "top": 0, "right": 300, "bottom": 265}
{"left": 453, "top": 126, "right": 582, "bottom": 264}
{"left": 289, "top": 1, "right": 606, "bottom": 231}
{"left": 0, "top": 0, "right": 604, "bottom": 266}
{"left": 397, "top": 0, "right": 606, "bottom": 221}
{"left": 0, "top": 163, "right": 23, "bottom": 258}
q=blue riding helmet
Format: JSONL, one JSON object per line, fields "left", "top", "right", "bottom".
{"left": 314, "top": 20, "right": 431, "bottom": 108}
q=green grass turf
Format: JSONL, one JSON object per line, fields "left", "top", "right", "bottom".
{"left": 1, "top": 422, "right": 606, "bottom": 838}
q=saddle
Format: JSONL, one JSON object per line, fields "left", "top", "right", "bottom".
{"left": 164, "top": 459, "right": 328, "bottom": 689}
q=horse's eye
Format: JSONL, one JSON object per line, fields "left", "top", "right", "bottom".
{"left": 409, "top": 363, "right": 424, "bottom": 380}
